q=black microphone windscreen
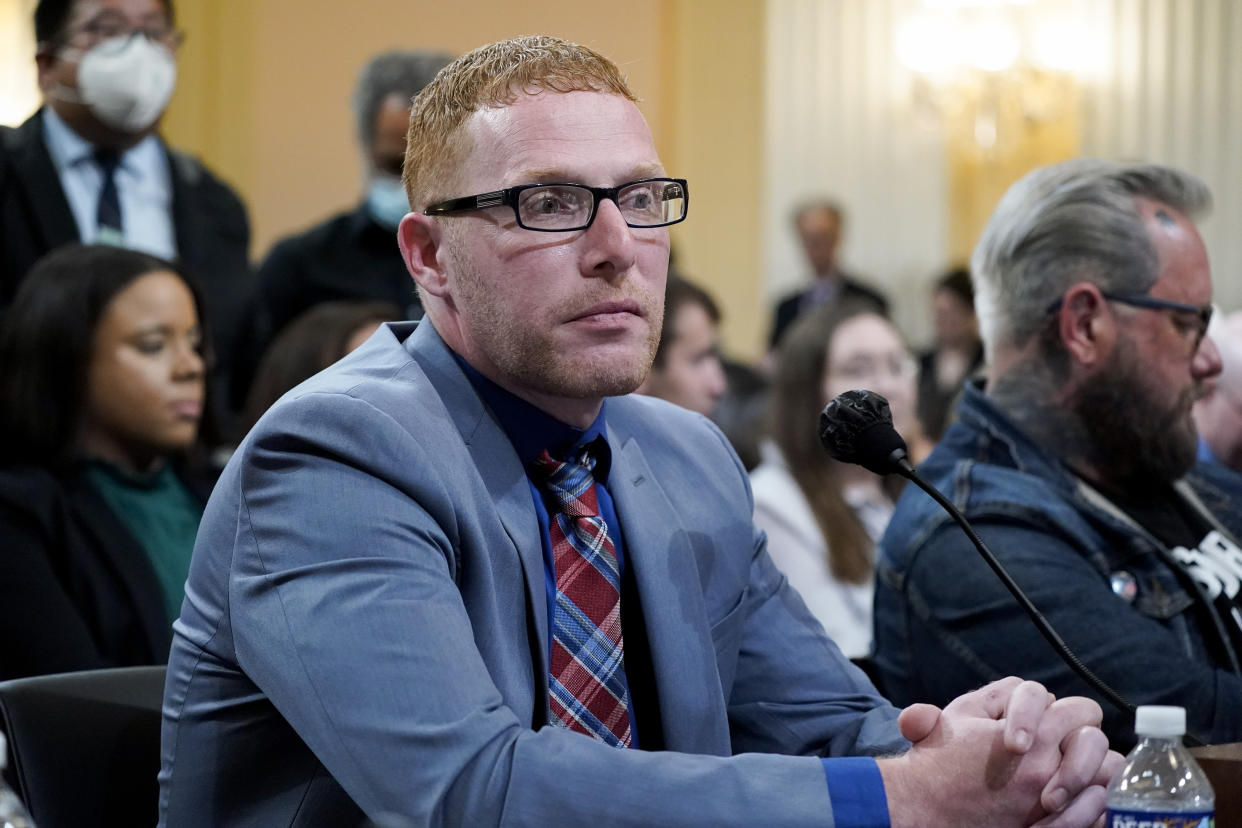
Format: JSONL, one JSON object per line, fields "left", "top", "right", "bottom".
{"left": 818, "top": 389, "right": 910, "bottom": 475}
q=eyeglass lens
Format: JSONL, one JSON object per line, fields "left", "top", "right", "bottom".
{"left": 72, "top": 11, "right": 178, "bottom": 48}
{"left": 517, "top": 180, "right": 686, "bottom": 230}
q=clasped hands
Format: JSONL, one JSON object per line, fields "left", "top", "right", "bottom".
{"left": 879, "top": 676, "right": 1125, "bottom": 828}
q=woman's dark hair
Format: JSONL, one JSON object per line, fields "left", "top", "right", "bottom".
{"left": 0, "top": 243, "right": 207, "bottom": 468}
{"left": 240, "top": 300, "right": 401, "bottom": 433}
{"left": 771, "top": 299, "right": 891, "bottom": 584}
{"left": 935, "top": 266, "right": 974, "bottom": 307}
{"left": 653, "top": 276, "right": 720, "bottom": 369}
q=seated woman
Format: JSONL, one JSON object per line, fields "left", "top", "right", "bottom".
{"left": 0, "top": 244, "right": 211, "bottom": 679}
{"left": 750, "top": 300, "right": 930, "bottom": 660}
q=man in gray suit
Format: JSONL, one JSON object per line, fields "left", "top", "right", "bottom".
{"left": 159, "top": 36, "right": 1119, "bottom": 827}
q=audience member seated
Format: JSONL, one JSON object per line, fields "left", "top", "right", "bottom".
{"left": 751, "top": 301, "right": 928, "bottom": 659}
{"left": 1, "top": 0, "right": 251, "bottom": 425}
{"left": 231, "top": 49, "right": 452, "bottom": 411}
{"left": 0, "top": 244, "right": 211, "bottom": 680}
{"left": 635, "top": 275, "right": 726, "bottom": 416}
{"left": 874, "top": 159, "right": 1242, "bottom": 749}
{"left": 240, "top": 300, "right": 401, "bottom": 434}
{"left": 916, "top": 266, "right": 983, "bottom": 440}
{"left": 1194, "top": 308, "right": 1242, "bottom": 473}
{"left": 768, "top": 200, "right": 888, "bottom": 350}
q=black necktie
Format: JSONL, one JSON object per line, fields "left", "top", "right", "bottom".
{"left": 94, "top": 149, "right": 124, "bottom": 243}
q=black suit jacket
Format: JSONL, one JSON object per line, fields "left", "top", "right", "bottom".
{"left": 0, "top": 110, "right": 252, "bottom": 409}
{"left": 769, "top": 274, "right": 890, "bottom": 348}
{"left": 0, "top": 465, "right": 206, "bottom": 680}
{"left": 230, "top": 204, "right": 421, "bottom": 408}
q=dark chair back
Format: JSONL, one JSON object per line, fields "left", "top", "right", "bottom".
{"left": 0, "top": 666, "right": 166, "bottom": 828}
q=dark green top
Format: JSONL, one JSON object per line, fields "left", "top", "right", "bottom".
{"left": 82, "top": 461, "right": 204, "bottom": 624}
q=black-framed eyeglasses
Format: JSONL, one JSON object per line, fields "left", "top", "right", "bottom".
{"left": 57, "top": 11, "right": 184, "bottom": 51}
{"left": 1047, "top": 291, "right": 1213, "bottom": 349}
{"left": 423, "top": 177, "right": 689, "bottom": 232}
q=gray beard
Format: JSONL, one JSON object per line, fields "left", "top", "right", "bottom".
{"left": 990, "top": 357, "right": 1198, "bottom": 494}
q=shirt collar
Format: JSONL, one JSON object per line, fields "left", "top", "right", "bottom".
{"left": 41, "top": 105, "right": 164, "bottom": 175}
{"left": 42, "top": 105, "right": 96, "bottom": 170}
{"left": 453, "top": 353, "right": 612, "bottom": 480}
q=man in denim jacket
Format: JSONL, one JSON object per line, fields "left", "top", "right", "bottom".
{"left": 874, "top": 159, "right": 1242, "bottom": 749}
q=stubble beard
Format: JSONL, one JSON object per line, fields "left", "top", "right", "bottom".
{"left": 449, "top": 246, "right": 664, "bottom": 401}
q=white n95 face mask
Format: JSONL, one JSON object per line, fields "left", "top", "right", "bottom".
{"left": 73, "top": 34, "right": 178, "bottom": 133}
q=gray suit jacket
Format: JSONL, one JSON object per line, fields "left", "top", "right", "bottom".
{"left": 158, "top": 320, "right": 904, "bottom": 827}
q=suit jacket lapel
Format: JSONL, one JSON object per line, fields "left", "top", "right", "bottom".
{"left": 404, "top": 323, "right": 550, "bottom": 708}
{"left": 607, "top": 429, "right": 732, "bottom": 754}
{"left": 167, "top": 148, "right": 201, "bottom": 269}
{"left": 7, "top": 111, "right": 79, "bottom": 250}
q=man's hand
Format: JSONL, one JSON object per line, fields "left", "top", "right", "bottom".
{"left": 878, "top": 677, "right": 1125, "bottom": 827}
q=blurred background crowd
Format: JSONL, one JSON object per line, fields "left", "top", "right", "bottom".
{"left": 0, "top": 0, "right": 1240, "bottom": 685}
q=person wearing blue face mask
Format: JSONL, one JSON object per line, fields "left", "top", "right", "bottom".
{"left": 230, "top": 50, "right": 453, "bottom": 416}
{"left": 0, "top": 0, "right": 251, "bottom": 442}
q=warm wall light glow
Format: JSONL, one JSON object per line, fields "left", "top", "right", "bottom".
{"left": 900, "top": 0, "right": 1086, "bottom": 79}
{"left": 924, "top": 0, "right": 1032, "bottom": 8}
{"left": 897, "top": 14, "right": 959, "bottom": 75}
{"left": 1, "top": 0, "right": 39, "bottom": 127}
{"left": 1033, "top": 19, "right": 1087, "bottom": 72}
{"left": 896, "top": 0, "right": 1085, "bottom": 155}
{"left": 966, "top": 19, "right": 1020, "bottom": 71}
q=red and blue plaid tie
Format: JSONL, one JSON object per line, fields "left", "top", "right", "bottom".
{"left": 532, "top": 447, "right": 632, "bottom": 748}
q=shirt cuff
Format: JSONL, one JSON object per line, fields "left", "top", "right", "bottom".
{"left": 820, "top": 757, "right": 890, "bottom": 828}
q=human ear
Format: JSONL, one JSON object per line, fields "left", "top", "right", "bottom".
{"left": 1057, "top": 282, "right": 1113, "bottom": 367}
{"left": 398, "top": 213, "right": 450, "bottom": 299}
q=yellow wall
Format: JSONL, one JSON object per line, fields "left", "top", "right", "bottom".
{"left": 0, "top": 1, "right": 767, "bottom": 356}
{"left": 664, "top": 0, "right": 765, "bottom": 360}
{"left": 162, "top": 0, "right": 766, "bottom": 357}
{"left": 164, "top": 1, "right": 676, "bottom": 257}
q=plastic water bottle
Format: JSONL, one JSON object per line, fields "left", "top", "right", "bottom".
{"left": 1106, "top": 705, "right": 1214, "bottom": 828}
{"left": 0, "top": 732, "right": 36, "bottom": 828}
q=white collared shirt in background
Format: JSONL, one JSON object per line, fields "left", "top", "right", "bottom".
{"left": 41, "top": 106, "right": 176, "bottom": 261}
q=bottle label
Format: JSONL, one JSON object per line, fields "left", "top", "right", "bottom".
{"left": 1105, "top": 811, "right": 1213, "bottom": 828}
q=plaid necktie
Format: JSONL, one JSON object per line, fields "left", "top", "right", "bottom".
{"left": 94, "top": 149, "right": 125, "bottom": 245}
{"left": 532, "top": 446, "right": 632, "bottom": 748}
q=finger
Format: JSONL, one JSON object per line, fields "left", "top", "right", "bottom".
{"left": 1048, "top": 697, "right": 1105, "bottom": 735}
{"left": 897, "top": 703, "right": 942, "bottom": 744}
{"left": 945, "top": 676, "right": 1024, "bottom": 719}
{"left": 1029, "top": 784, "right": 1107, "bottom": 828}
{"left": 1092, "top": 749, "right": 1125, "bottom": 788}
{"left": 1000, "top": 680, "right": 1054, "bottom": 753}
{"left": 1024, "top": 696, "right": 1104, "bottom": 760}
{"left": 1041, "top": 725, "right": 1110, "bottom": 813}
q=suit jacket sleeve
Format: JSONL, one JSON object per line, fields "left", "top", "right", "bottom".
{"left": 687, "top": 417, "right": 900, "bottom": 759}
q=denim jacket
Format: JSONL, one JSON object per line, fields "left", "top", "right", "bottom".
{"left": 873, "top": 380, "right": 1242, "bottom": 748}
